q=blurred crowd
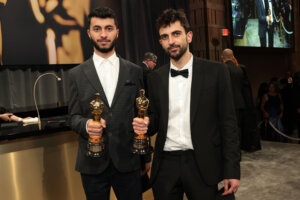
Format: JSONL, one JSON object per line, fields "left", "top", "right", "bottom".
{"left": 256, "top": 71, "right": 300, "bottom": 142}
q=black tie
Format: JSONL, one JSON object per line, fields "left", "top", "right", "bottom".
{"left": 170, "top": 69, "right": 189, "bottom": 78}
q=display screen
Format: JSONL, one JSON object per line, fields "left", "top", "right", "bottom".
{"left": 231, "top": 0, "right": 293, "bottom": 48}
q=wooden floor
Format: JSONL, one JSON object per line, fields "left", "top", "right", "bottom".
{"left": 0, "top": 131, "right": 154, "bottom": 200}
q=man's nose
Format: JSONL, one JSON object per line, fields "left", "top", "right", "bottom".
{"left": 100, "top": 30, "right": 107, "bottom": 38}
{"left": 168, "top": 36, "right": 175, "bottom": 44}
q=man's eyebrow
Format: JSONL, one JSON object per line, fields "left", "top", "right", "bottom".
{"left": 171, "top": 30, "right": 182, "bottom": 34}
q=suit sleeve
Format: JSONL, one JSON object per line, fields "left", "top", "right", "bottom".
{"left": 256, "top": 0, "right": 267, "bottom": 24}
{"left": 218, "top": 64, "right": 241, "bottom": 179}
{"left": 68, "top": 70, "right": 90, "bottom": 139}
{"left": 134, "top": 65, "right": 145, "bottom": 116}
{"left": 146, "top": 72, "right": 159, "bottom": 137}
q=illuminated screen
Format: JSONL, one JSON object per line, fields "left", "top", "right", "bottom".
{"left": 231, "top": 0, "right": 294, "bottom": 48}
{"left": 0, "top": 0, "right": 92, "bottom": 65}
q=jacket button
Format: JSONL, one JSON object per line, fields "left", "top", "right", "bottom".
{"left": 109, "top": 112, "right": 112, "bottom": 118}
{"left": 108, "top": 132, "right": 112, "bottom": 137}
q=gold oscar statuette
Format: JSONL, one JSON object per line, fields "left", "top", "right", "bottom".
{"left": 87, "top": 93, "right": 105, "bottom": 157}
{"left": 132, "top": 89, "right": 153, "bottom": 155}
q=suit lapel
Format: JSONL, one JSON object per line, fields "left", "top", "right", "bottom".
{"left": 190, "top": 58, "right": 204, "bottom": 126}
{"left": 111, "top": 57, "right": 129, "bottom": 108}
{"left": 158, "top": 65, "right": 170, "bottom": 134}
{"left": 82, "top": 58, "right": 109, "bottom": 107}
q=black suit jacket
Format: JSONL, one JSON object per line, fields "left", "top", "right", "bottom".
{"left": 256, "top": 0, "right": 268, "bottom": 38}
{"left": 147, "top": 57, "right": 240, "bottom": 185}
{"left": 68, "top": 56, "right": 144, "bottom": 174}
{"left": 140, "top": 63, "right": 152, "bottom": 96}
{"left": 225, "top": 61, "right": 246, "bottom": 110}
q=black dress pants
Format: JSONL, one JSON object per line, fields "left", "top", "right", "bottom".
{"left": 80, "top": 164, "right": 142, "bottom": 200}
{"left": 152, "top": 150, "right": 217, "bottom": 200}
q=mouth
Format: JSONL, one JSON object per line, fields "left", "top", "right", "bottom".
{"left": 98, "top": 40, "right": 110, "bottom": 45}
{"left": 168, "top": 45, "right": 180, "bottom": 52}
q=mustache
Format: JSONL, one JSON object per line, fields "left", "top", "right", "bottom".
{"left": 97, "top": 39, "right": 111, "bottom": 42}
{"left": 168, "top": 44, "right": 180, "bottom": 50}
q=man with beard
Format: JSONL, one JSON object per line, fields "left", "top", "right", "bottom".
{"left": 133, "top": 9, "right": 240, "bottom": 199}
{"left": 68, "top": 7, "right": 146, "bottom": 200}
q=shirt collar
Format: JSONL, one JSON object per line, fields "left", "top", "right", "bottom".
{"left": 170, "top": 54, "right": 193, "bottom": 71}
{"left": 93, "top": 52, "right": 118, "bottom": 67}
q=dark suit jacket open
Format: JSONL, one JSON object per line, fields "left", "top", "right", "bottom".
{"left": 68, "top": 56, "right": 144, "bottom": 174}
{"left": 256, "top": 0, "right": 267, "bottom": 38}
{"left": 147, "top": 57, "right": 240, "bottom": 185}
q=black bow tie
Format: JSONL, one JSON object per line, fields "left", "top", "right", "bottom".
{"left": 170, "top": 69, "right": 189, "bottom": 78}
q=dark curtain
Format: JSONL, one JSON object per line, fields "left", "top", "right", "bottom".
{"left": 0, "top": 65, "right": 73, "bottom": 112}
{"left": 119, "top": 0, "right": 190, "bottom": 66}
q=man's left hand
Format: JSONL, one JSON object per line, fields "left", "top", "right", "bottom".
{"left": 132, "top": 117, "right": 149, "bottom": 135}
{"left": 222, "top": 179, "right": 240, "bottom": 196}
{"left": 141, "top": 162, "right": 151, "bottom": 176}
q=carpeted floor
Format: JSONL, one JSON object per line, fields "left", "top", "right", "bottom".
{"left": 235, "top": 140, "right": 300, "bottom": 200}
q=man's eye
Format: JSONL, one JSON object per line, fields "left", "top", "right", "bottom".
{"left": 173, "top": 32, "right": 181, "bottom": 37}
{"left": 93, "top": 27, "right": 100, "bottom": 32}
{"left": 160, "top": 35, "right": 168, "bottom": 40}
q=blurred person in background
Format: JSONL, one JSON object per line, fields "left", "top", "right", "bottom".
{"left": 261, "top": 81, "right": 285, "bottom": 142}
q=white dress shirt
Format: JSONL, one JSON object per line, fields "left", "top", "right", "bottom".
{"left": 93, "top": 52, "right": 119, "bottom": 107}
{"left": 164, "top": 55, "right": 194, "bottom": 151}
{"left": 262, "top": 0, "right": 273, "bottom": 24}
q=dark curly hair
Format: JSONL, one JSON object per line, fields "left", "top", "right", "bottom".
{"left": 88, "top": 7, "right": 118, "bottom": 28}
{"left": 156, "top": 8, "right": 190, "bottom": 33}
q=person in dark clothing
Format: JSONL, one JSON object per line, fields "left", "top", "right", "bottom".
{"left": 134, "top": 9, "right": 240, "bottom": 199}
{"left": 256, "top": 0, "right": 274, "bottom": 47}
{"left": 140, "top": 52, "right": 157, "bottom": 96}
{"left": 68, "top": 7, "right": 149, "bottom": 200}
{"left": 256, "top": 82, "right": 269, "bottom": 140}
{"left": 222, "top": 49, "right": 261, "bottom": 151}
{"left": 293, "top": 72, "right": 300, "bottom": 139}
{"left": 261, "top": 81, "right": 285, "bottom": 142}
{"left": 279, "top": 77, "right": 294, "bottom": 137}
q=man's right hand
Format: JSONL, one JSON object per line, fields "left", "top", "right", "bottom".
{"left": 0, "top": 113, "right": 13, "bottom": 121}
{"left": 87, "top": 118, "right": 106, "bottom": 137}
{"left": 132, "top": 117, "right": 149, "bottom": 135}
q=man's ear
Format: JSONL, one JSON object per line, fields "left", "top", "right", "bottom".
{"left": 87, "top": 29, "right": 91, "bottom": 39}
{"left": 187, "top": 31, "right": 193, "bottom": 44}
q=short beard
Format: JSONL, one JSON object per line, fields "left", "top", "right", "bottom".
{"left": 165, "top": 43, "right": 188, "bottom": 61}
{"left": 90, "top": 37, "right": 117, "bottom": 53}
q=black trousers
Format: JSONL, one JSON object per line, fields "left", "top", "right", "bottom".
{"left": 80, "top": 164, "right": 142, "bottom": 200}
{"left": 259, "top": 25, "right": 274, "bottom": 47}
{"left": 152, "top": 150, "right": 217, "bottom": 200}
